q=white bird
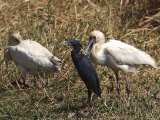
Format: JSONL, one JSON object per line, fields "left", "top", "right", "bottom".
{"left": 4, "top": 32, "right": 62, "bottom": 86}
{"left": 85, "top": 30, "right": 156, "bottom": 97}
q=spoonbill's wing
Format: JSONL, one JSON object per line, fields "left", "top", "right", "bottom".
{"left": 104, "top": 40, "right": 156, "bottom": 67}
{"left": 9, "top": 40, "right": 61, "bottom": 71}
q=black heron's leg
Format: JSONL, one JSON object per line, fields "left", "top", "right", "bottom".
{"left": 87, "top": 89, "right": 92, "bottom": 104}
{"left": 114, "top": 71, "right": 121, "bottom": 96}
{"left": 125, "top": 75, "right": 130, "bottom": 97}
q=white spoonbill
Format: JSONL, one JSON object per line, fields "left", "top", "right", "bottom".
{"left": 85, "top": 30, "right": 156, "bottom": 97}
{"left": 4, "top": 32, "right": 62, "bottom": 86}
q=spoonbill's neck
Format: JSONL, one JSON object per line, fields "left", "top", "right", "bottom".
{"left": 94, "top": 42, "right": 104, "bottom": 48}
{"left": 91, "top": 43, "right": 103, "bottom": 56}
{"left": 90, "top": 42, "right": 106, "bottom": 65}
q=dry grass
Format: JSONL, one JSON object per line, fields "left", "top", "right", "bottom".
{"left": 0, "top": 0, "right": 160, "bottom": 119}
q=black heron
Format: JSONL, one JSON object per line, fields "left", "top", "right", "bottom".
{"left": 64, "top": 39, "right": 101, "bottom": 103}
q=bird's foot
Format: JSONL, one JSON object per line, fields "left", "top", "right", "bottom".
{"left": 33, "top": 80, "right": 37, "bottom": 87}
{"left": 22, "top": 83, "right": 30, "bottom": 89}
{"left": 11, "top": 80, "right": 29, "bottom": 89}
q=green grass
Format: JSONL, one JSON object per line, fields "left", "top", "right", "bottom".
{"left": 0, "top": 0, "right": 160, "bottom": 119}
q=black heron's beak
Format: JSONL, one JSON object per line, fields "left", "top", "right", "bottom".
{"left": 84, "top": 37, "right": 94, "bottom": 55}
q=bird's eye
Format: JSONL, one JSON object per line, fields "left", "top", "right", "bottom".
{"left": 89, "top": 36, "right": 96, "bottom": 39}
{"left": 93, "top": 36, "right": 96, "bottom": 39}
{"left": 89, "top": 36, "right": 96, "bottom": 40}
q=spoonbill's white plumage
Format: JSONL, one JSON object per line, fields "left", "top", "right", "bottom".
{"left": 85, "top": 30, "right": 156, "bottom": 96}
{"left": 4, "top": 32, "right": 62, "bottom": 85}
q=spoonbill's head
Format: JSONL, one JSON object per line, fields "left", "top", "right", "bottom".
{"left": 63, "top": 39, "right": 82, "bottom": 48}
{"left": 85, "top": 30, "right": 105, "bottom": 54}
{"left": 8, "top": 32, "right": 22, "bottom": 46}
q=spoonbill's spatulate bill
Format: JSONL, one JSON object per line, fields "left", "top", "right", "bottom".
{"left": 85, "top": 30, "right": 156, "bottom": 97}
{"left": 63, "top": 39, "right": 101, "bottom": 103}
{"left": 4, "top": 32, "right": 62, "bottom": 85}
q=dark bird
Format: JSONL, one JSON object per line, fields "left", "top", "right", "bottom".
{"left": 63, "top": 39, "right": 101, "bottom": 103}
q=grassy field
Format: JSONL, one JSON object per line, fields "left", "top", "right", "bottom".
{"left": 0, "top": 0, "right": 160, "bottom": 119}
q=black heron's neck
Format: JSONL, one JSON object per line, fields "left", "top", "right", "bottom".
{"left": 71, "top": 46, "right": 81, "bottom": 54}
